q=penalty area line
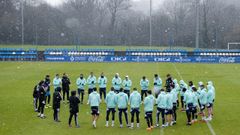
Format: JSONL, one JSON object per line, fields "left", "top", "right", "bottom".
{"left": 172, "top": 63, "right": 216, "bottom": 135}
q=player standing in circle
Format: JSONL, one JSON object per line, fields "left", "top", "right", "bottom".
{"left": 122, "top": 75, "right": 132, "bottom": 98}
{"left": 156, "top": 89, "right": 167, "bottom": 127}
{"left": 88, "top": 88, "right": 101, "bottom": 128}
{"left": 53, "top": 74, "right": 62, "bottom": 92}
{"left": 129, "top": 88, "right": 141, "bottom": 129}
{"left": 140, "top": 76, "right": 149, "bottom": 101}
{"left": 68, "top": 91, "right": 80, "bottom": 128}
{"left": 53, "top": 87, "right": 62, "bottom": 122}
{"left": 76, "top": 74, "right": 86, "bottom": 104}
{"left": 153, "top": 74, "right": 162, "bottom": 98}
{"left": 98, "top": 72, "right": 107, "bottom": 100}
{"left": 116, "top": 88, "right": 129, "bottom": 128}
{"left": 112, "top": 73, "right": 122, "bottom": 93}
{"left": 37, "top": 80, "right": 47, "bottom": 119}
{"left": 87, "top": 72, "right": 97, "bottom": 95}
{"left": 105, "top": 87, "right": 117, "bottom": 127}
{"left": 62, "top": 73, "right": 71, "bottom": 103}
{"left": 44, "top": 75, "right": 51, "bottom": 108}
{"left": 144, "top": 90, "right": 155, "bottom": 131}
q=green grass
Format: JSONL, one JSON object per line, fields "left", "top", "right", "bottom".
{"left": 0, "top": 44, "right": 193, "bottom": 51}
{"left": 0, "top": 62, "right": 240, "bottom": 135}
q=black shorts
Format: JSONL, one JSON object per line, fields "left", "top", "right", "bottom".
{"left": 200, "top": 104, "right": 206, "bottom": 111}
{"left": 99, "top": 88, "right": 106, "bottom": 92}
{"left": 207, "top": 103, "right": 213, "bottom": 108}
{"left": 88, "top": 88, "right": 93, "bottom": 94}
{"left": 124, "top": 90, "right": 130, "bottom": 95}
{"left": 186, "top": 103, "right": 193, "bottom": 111}
{"left": 145, "top": 111, "right": 153, "bottom": 118}
{"left": 131, "top": 108, "right": 140, "bottom": 114}
{"left": 173, "top": 103, "right": 177, "bottom": 110}
{"left": 192, "top": 106, "right": 197, "bottom": 113}
{"left": 91, "top": 106, "right": 100, "bottom": 115}
{"left": 118, "top": 108, "right": 128, "bottom": 113}
{"left": 181, "top": 96, "right": 184, "bottom": 101}
{"left": 107, "top": 108, "right": 116, "bottom": 113}
{"left": 165, "top": 109, "right": 173, "bottom": 115}
{"left": 78, "top": 89, "right": 84, "bottom": 94}
{"left": 157, "top": 107, "right": 165, "bottom": 114}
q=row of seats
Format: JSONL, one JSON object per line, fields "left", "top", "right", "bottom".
{"left": 0, "top": 48, "right": 38, "bottom": 61}
{"left": 126, "top": 49, "right": 187, "bottom": 56}
{"left": 44, "top": 48, "right": 115, "bottom": 56}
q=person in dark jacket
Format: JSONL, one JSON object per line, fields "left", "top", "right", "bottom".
{"left": 44, "top": 75, "right": 51, "bottom": 108}
{"left": 33, "top": 84, "right": 39, "bottom": 112}
{"left": 53, "top": 87, "right": 62, "bottom": 122}
{"left": 165, "top": 74, "right": 174, "bottom": 91}
{"left": 69, "top": 91, "right": 80, "bottom": 128}
{"left": 37, "top": 80, "right": 47, "bottom": 119}
{"left": 62, "top": 73, "right": 71, "bottom": 103}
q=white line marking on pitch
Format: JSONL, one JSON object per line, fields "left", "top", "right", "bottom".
{"left": 172, "top": 63, "right": 216, "bottom": 135}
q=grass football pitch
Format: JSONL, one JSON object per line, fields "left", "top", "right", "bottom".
{"left": 0, "top": 62, "right": 240, "bottom": 135}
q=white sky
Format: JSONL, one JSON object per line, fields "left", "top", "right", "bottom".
{"left": 44, "top": 0, "right": 64, "bottom": 6}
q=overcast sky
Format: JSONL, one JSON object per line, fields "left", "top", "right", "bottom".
{"left": 44, "top": 0, "right": 163, "bottom": 7}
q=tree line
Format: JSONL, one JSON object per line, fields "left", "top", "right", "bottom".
{"left": 0, "top": 0, "right": 240, "bottom": 49}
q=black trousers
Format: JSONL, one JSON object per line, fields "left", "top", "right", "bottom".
{"left": 106, "top": 108, "right": 116, "bottom": 121}
{"left": 124, "top": 90, "right": 130, "bottom": 98}
{"left": 181, "top": 96, "right": 184, "bottom": 108}
{"left": 156, "top": 108, "right": 165, "bottom": 125}
{"left": 78, "top": 89, "right": 84, "bottom": 103}
{"left": 131, "top": 108, "right": 140, "bottom": 123}
{"left": 69, "top": 112, "right": 78, "bottom": 126}
{"left": 145, "top": 111, "right": 153, "bottom": 128}
{"left": 141, "top": 90, "right": 147, "bottom": 101}
{"left": 100, "top": 88, "right": 106, "bottom": 100}
{"left": 63, "top": 90, "right": 69, "bottom": 101}
{"left": 53, "top": 108, "right": 59, "bottom": 121}
{"left": 173, "top": 103, "right": 177, "bottom": 121}
{"left": 38, "top": 99, "right": 45, "bottom": 114}
{"left": 118, "top": 108, "right": 128, "bottom": 125}
{"left": 33, "top": 97, "right": 39, "bottom": 110}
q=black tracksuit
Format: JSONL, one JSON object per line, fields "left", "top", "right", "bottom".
{"left": 62, "top": 76, "right": 71, "bottom": 101}
{"left": 38, "top": 85, "right": 46, "bottom": 114}
{"left": 33, "top": 85, "right": 39, "bottom": 110}
{"left": 68, "top": 96, "right": 80, "bottom": 126}
{"left": 53, "top": 91, "right": 62, "bottom": 121}
{"left": 44, "top": 78, "right": 51, "bottom": 104}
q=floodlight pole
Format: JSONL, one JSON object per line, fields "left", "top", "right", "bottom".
{"left": 195, "top": 0, "right": 200, "bottom": 49}
{"left": 21, "top": 0, "right": 25, "bottom": 46}
{"left": 149, "top": 0, "right": 152, "bottom": 47}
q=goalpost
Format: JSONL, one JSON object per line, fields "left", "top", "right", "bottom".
{"left": 227, "top": 42, "right": 240, "bottom": 50}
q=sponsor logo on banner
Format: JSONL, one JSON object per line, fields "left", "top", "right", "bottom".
{"left": 110, "top": 57, "right": 127, "bottom": 62}
{"left": 70, "top": 56, "right": 75, "bottom": 62}
{"left": 174, "top": 57, "right": 191, "bottom": 63}
{"left": 195, "top": 57, "right": 216, "bottom": 62}
{"left": 131, "top": 56, "right": 149, "bottom": 62}
{"left": 219, "top": 57, "right": 235, "bottom": 63}
{"left": 46, "top": 57, "right": 65, "bottom": 61}
{"left": 88, "top": 56, "right": 105, "bottom": 62}
{"left": 154, "top": 57, "right": 171, "bottom": 62}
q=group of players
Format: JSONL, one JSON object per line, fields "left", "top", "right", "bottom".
{"left": 33, "top": 72, "right": 215, "bottom": 131}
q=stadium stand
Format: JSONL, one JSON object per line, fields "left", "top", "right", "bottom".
{"left": 0, "top": 48, "right": 37, "bottom": 61}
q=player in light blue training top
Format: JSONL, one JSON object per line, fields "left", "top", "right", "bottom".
{"left": 105, "top": 87, "right": 117, "bottom": 127}
{"left": 122, "top": 75, "right": 132, "bottom": 97}
{"left": 144, "top": 90, "right": 155, "bottom": 131}
{"left": 76, "top": 74, "right": 86, "bottom": 104}
{"left": 129, "top": 88, "right": 141, "bottom": 128}
{"left": 112, "top": 73, "right": 122, "bottom": 93}
{"left": 88, "top": 88, "right": 101, "bottom": 128}
{"left": 140, "top": 76, "right": 149, "bottom": 101}
{"left": 116, "top": 88, "right": 129, "bottom": 128}
{"left": 87, "top": 72, "right": 97, "bottom": 95}
{"left": 98, "top": 72, "right": 107, "bottom": 100}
